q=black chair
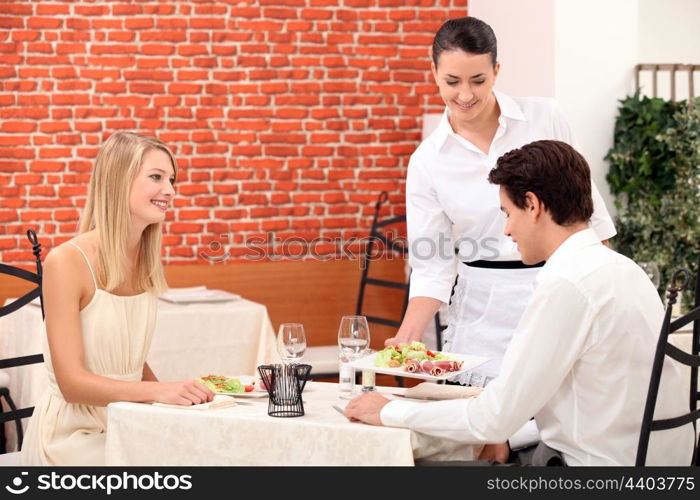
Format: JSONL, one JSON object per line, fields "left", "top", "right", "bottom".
{"left": 357, "top": 191, "right": 451, "bottom": 352}
{"left": 355, "top": 191, "right": 410, "bottom": 331}
{"left": 636, "top": 267, "right": 700, "bottom": 466}
{"left": 0, "top": 229, "right": 45, "bottom": 453}
{"left": 306, "top": 192, "right": 411, "bottom": 380}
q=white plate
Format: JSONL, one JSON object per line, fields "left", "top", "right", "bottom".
{"left": 159, "top": 289, "right": 240, "bottom": 304}
{"left": 215, "top": 390, "right": 268, "bottom": 398}
{"left": 349, "top": 351, "right": 489, "bottom": 382}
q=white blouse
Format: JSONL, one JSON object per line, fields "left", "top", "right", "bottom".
{"left": 406, "top": 90, "right": 617, "bottom": 303}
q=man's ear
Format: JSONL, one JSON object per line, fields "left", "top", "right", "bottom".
{"left": 524, "top": 192, "right": 543, "bottom": 219}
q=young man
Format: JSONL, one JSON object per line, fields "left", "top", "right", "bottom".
{"left": 344, "top": 140, "right": 693, "bottom": 466}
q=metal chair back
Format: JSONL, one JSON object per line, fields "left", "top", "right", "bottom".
{"left": 636, "top": 266, "right": 700, "bottom": 466}
{"left": 0, "top": 230, "right": 45, "bottom": 451}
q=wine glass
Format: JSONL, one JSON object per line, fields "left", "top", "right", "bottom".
{"left": 638, "top": 261, "right": 661, "bottom": 289}
{"left": 337, "top": 315, "right": 370, "bottom": 398}
{"left": 277, "top": 323, "right": 307, "bottom": 364}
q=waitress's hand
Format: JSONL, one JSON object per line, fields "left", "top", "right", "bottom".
{"left": 155, "top": 380, "right": 215, "bottom": 406}
{"left": 385, "top": 297, "right": 442, "bottom": 347}
{"left": 384, "top": 333, "right": 413, "bottom": 347}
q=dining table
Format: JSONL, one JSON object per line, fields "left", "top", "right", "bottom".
{"left": 105, "top": 381, "right": 482, "bottom": 466}
{"left": 0, "top": 294, "right": 279, "bottom": 452}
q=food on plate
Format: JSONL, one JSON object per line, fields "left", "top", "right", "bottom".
{"left": 198, "top": 375, "right": 254, "bottom": 394}
{"left": 374, "top": 341, "right": 463, "bottom": 376}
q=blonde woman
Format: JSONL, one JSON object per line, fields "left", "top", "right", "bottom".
{"left": 21, "top": 132, "right": 214, "bottom": 466}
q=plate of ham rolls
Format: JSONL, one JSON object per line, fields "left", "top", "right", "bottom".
{"left": 349, "top": 341, "right": 489, "bottom": 381}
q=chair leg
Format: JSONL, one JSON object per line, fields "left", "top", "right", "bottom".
{"left": 0, "top": 391, "right": 6, "bottom": 454}
{"left": 0, "top": 388, "right": 22, "bottom": 451}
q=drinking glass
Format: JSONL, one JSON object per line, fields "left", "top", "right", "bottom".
{"left": 277, "top": 323, "right": 307, "bottom": 364}
{"left": 638, "top": 261, "right": 661, "bottom": 289}
{"left": 337, "top": 315, "right": 370, "bottom": 398}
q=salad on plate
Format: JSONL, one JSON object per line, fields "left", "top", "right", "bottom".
{"left": 198, "top": 375, "right": 255, "bottom": 394}
{"left": 374, "top": 341, "right": 464, "bottom": 377}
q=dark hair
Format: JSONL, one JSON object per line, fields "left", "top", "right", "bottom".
{"left": 488, "top": 140, "right": 594, "bottom": 226}
{"left": 432, "top": 16, "right": 497, "bottom": 67}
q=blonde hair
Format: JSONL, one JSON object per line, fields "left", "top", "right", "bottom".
{"left": 79, "top": 131, "right": 177, "bottom": 294}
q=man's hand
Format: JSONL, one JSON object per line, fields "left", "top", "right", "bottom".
{"left": 478, "top": 442, "right": 510, "bottom": 463}
{"left": 343, "top": 392, "right": 391, "bottom": 426}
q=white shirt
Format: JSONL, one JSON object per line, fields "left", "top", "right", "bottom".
{"left": 382, "top": 229, "right": 694, "bottom": 466}
{"left": 407, "top": 91, "right": 617, "bottom": 302}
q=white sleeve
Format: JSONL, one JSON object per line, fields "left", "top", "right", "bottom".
{"left": 508, "top": 420, "right": 540, "bottom": 450}
{"left": 551, "top": 102, "right": 617, "bottom": 241}
{"left": 406, "top": 153, "right": 457, "bottom": 303}
{"left": 381, "top": 278, "right": 595, "bottom": 444}
{"left": 589, "top": 182, "right": 617, "bottom": 240}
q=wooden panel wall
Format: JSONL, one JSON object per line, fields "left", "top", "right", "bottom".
{"left": 0, "top": 259, "right": 407, "bottom": 350}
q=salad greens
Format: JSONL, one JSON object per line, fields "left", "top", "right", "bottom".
{"left": 198, "top": 375, "right": 245, "bottom": 393}
{"left": 374, "top": 341, "right": 451, "bottom": 368}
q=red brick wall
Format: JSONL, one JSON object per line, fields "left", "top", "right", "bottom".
{"left": 0, "top": 0, "right": 467, "bottom": 265}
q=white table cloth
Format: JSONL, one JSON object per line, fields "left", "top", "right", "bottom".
{"left": 105, "top": 382, "right": 481, "bottom": 466}
{"left": 0, "top": 297, "right": 279, "bottom": 452}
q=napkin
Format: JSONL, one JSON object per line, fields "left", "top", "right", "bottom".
{"left": 403, "top": 382, "right": 483, "bottom": 400}
{"left": 159, "top": 287, "right": 240, "bottom": 303}
{"left": 164, "top": 286, "right": 207, "bottom": 294}
{"left": 152, "top": 395, "right": 238, "bottom": 411}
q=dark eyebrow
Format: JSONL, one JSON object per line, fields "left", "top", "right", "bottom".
{"left": 444, "top": 73, "right": 486, "bottom": 80}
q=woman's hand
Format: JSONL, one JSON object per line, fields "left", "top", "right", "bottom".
{"left": 384, "top": 297, "right": 444, "bottom": 347}
{"left": 154, "top": 380, "right": 215, "bottom": 406}
{"left": 384, "top": 332, "right": 413, "bottom": 347}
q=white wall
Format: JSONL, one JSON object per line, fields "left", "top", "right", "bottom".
{"left": 639, "top": 0, "right": 700, "bottom": 63}
{"left": 554, "top": 0, "right": 639, "bottom": 213}
{"left": 469, "top": 0, "right": 556, "bottom": 97}
{"left": 637, "top": 0, "right": 700, "bottom": 100}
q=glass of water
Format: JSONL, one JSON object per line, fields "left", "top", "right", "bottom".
{"left": 337, "top": 315, "right": 370, "bottom": 398}
{"left": 277, "top": 323, "right": 307, "bottom": 364}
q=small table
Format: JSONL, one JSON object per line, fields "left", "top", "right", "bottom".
{"left": 0, "top": 297, "right": 279, "bottom": 451}
{"left": 105, "top": 382, "right": 481, "bottom": 466}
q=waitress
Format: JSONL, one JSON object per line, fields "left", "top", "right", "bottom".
{"left": 388, "top": 16, "right": 616, "bottom": 387}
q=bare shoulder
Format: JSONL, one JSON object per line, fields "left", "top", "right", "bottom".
{"left": 44, "top": 240, "right": 83, "bottom": 275}
{"left": 43, "top": 234, "right": 97, "bottom": 301}
{"left": 45, "top": 233, "right": 97, "bottom": 269}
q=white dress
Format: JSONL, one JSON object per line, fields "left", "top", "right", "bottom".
{"left": 20, "top": 242, "right": 157, "bottom": 465}
{"left": 406, "top": 91, "right": 617, "bottom": 385}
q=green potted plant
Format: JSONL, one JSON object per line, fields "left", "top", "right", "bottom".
{"left": 606, "top": 93, "right": 700, "bottom": 310}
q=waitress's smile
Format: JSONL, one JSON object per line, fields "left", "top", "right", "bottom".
{"left": 454, "top": 99, "right": 478, "bottom": 110}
